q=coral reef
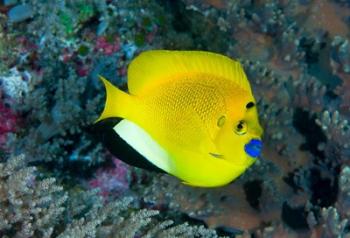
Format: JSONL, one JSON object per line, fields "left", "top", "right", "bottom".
{"left": 1, "top": 0, "right": 350, "bottom": 237}
{"left": 0, "top": 154, "right": 220, "bottom": 238}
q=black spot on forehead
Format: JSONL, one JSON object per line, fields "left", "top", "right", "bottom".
{"left": 246, "top": 102, "right": 255, "bottom": 109}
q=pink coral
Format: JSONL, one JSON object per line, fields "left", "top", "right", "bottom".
{"left": 89, "top": 158, "right": 130, "bottom": 199}
{"left": 59, "top": 48, "right": 74, "bottom": 63}
{"left": 95, "top": 36, "right": 121, "bottom": 55}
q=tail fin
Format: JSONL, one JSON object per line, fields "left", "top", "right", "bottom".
{"left": 95, "top": 75, "right": 131, "bottom": 122}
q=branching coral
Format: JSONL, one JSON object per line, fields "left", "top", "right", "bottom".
{"left": 318, "top": 207, "right": 349, "bottom": 238}
{"left": 0, "top": 154, "right": 221, "bottom": 238}
{"left": 335, "top": 166, "right": 350, "bottom": 222}
{"left": 7, "top": 68, "right": 104, "bottom": 165}
{"left": 0, "top": 154, "right": 67, "bottom": 237}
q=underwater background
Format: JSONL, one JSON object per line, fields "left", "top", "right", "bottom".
{"left": 0, "top": 0, "right": 349, "bottom": 237}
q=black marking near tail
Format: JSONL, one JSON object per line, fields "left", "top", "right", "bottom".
{"left": 92, "top": 118, "right": 165, "bottom": 173}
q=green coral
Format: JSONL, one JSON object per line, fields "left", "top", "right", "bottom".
{"left": 59, "top": 11, "right": 75, "bottom": 36}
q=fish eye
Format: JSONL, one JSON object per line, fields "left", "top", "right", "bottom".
{"left": 234, "top": 120, "right": 247, "bottom": 135}
{"left": 246, "top": 102, "right": 255, "bottom": 109}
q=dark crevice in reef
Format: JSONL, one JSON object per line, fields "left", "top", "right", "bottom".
{"left": 325, "top": 89, "right": 339, "bottom": 101}
{"left": 180, "top": 214, "right": 243, "bottom": 237}
{"left": 281, "top": 202, "right": 309, "bottom": 230}
{"left": 309, "top": 168, "right": 338, "bottom": 207}
{"left": 299, "top": 37, "right": 322, "bottom": 65}
{"left": 216, "top": 226, "right": 243, "bottom": 237}
{"left": 292, "top": 108, "right": 339, "bottom": 213}
{"left": 283, "top": 165, "right": 339, "bottom": 208}
{"left": 30, "top": 124, "right": 117, "bottom": 184}
{"left": 160, "top": 0, "right": 190, "bottom": 33}
{"left": 157, "top": 0, "right": 230, "bottom": 53}
{"left": 293, "top": 108, "right": 327, "bottom": 160}
{"left": 30, "top": 158, "right": 110, "bottom": 186}
{"left": 283, "top": 167, "right": 339, "bottom": 209}
{"left": 283, "top": 169, "right": 303, "bottom": 192}
{"left": 243, "top": 180, "right": 262, "bottom": 211}
{"left": 299, "top": 35, "right": 342, "bottom": 90}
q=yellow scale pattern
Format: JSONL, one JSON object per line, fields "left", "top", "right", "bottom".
{"left": 133, "top": 74, "right": 249, "bottom": 154}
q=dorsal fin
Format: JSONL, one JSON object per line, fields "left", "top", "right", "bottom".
{"left": 127, "top": 50, "right": 251, "bottom": 94}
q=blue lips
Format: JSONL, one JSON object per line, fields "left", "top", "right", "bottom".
{"left": 244, "top": 139, "right": 262, "bottom": 158}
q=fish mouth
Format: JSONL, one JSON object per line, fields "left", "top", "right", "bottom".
{"left": 244, "top": 139, "right": 262, "bottom": 158}
{"left": 209, "top": 152, "right": 224, "bottom": 159}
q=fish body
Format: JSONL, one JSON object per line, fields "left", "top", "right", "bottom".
{"left": 97, "top": 50, "right": 263, "bottom": 187}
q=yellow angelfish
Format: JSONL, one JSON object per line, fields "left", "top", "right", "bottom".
{"left": 97, "top": 50, "right": 263, "bottom": 187}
